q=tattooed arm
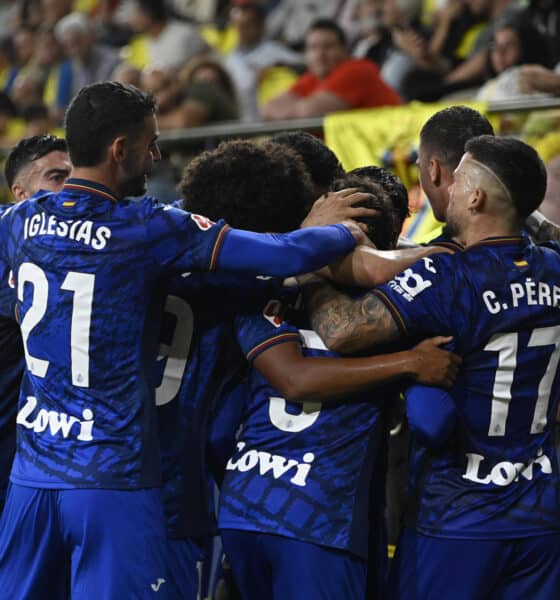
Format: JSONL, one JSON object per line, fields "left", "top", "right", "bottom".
{"left": 300, "top": 274, "right": 402, "bottom": 354}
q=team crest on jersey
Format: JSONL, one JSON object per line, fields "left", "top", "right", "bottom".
{"left": 263, "top": 299, "right": 283, "bottom": 327}
{"left": 190, "top": 214, "right": 215, "bottom": 231}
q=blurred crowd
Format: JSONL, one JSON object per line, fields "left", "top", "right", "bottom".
{"left": 0, "top": 0, "right": 559, "bottom": 151}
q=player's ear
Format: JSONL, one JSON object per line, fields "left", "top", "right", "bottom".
{"left": 429, "top": 158, "right": 441, "bottom": 186}
{"left": 468, "top": 187, "right": 486, "bottom": 213}
{"left": 11, "top": 182, "right": 27, "bottom": 203}
{"left": 110, "top": 135, "right": 128, "bottom": 164}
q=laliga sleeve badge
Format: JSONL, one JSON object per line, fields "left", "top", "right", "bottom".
{"left": 191, "top": 214, "right": 216, "bottom": 231}
{"left": 263, "top": 299, "right": 283, "bottom": 327}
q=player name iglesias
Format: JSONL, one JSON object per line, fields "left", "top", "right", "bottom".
{"left": 24, "top": 213, "right": 112, "bottom": 250}
{"left": 483, "top": 278, "right": 560, "bottom": 314}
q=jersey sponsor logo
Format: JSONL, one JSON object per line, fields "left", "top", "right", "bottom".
{"left": 190, "top": 213, "right": 215, "bottom": 231}
{"left": 23, "top": 214, "right": 111, "bottom": 250}
{"left": 462, "top": 449, "right": 552, "bottom": 486}
{"left": 388, "top": 257, "right": 436, "bottom": 302}
{"left": 16, "top": 395, "right": 95, "bottom": 441}
{"left": 226, "top": 441, "right": 315, "bottom": 487}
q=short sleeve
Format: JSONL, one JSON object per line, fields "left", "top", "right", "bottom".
{"left": 290, "top": 73, "right": 317, "bottom": 97}
{"left": 373, "top": 254, "right": 457, "bottom": 338}
{"left": 235, "top": 297, "right": 300, "bottom": 364}
{"left": 146, "top": 203, "right": 229, "bottom": 273}
{"left": 318, "top": 60, "right": 401, "bottom": 107}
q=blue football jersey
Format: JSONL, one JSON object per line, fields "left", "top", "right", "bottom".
{"left": 155, "top": 271, "right": 273, "bottom": 539}
{"left": 0, "top": 179, "right": 233, "bottom": 489}
{"left": 375, "top": 236, "right": 560, "bottom": 538}
{"left": 218, "top": 293, "right": 390, "bottom": 559}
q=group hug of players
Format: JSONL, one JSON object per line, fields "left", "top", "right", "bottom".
{"left": 0, "top": 80, "right": 559, "bottom": 600}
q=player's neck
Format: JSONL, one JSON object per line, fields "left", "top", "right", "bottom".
{"left": 69, "top": 167, "right": 121, "bottom": 201}
{"left": 463, "top": 217, "right": 520, "bottom": 248}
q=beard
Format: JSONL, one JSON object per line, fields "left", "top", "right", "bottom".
{"left": 121, "top": 172, "right": 148, "bottom": 198}
{"left": 443, "top": 215, "right": 462, "bottom": 242}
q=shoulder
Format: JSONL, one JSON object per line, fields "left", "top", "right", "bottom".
{"left": 330, "top": 58, "right": 380, "bottom": 77}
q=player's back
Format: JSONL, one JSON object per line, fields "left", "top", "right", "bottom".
{"left": 219, "top": 291, "right": 391, "bottom": 559}
{"left": 400, "top": 238, "right": 560, "bottom": 537}
{"left": 0, "top": 180, "right": 228, "bottom": 490}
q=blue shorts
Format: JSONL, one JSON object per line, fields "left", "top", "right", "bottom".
{"left": 0, "top": 483, "right": 174, "bottom": 599}
{"left": 166, "top": 538, "right": 205, "bottom": 600}
{"left": 390, "top": 528, "right": 560, "bottom": 600}
{"left": 221, "top": 529, "right": 367, "bottom": 600}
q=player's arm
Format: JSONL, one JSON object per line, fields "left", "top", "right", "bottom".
{"left": 319, "top": 245, "right": 452, "bottom": 288}
{"left": 405, "top": 384, "right": 457, "bottom": 448}
{"left": 299, "top": 274, "right": 403, "bottom": 354}
{"left": 253, "top": 337, "right": 461, "bottom": 403}
{"left": 218, "top": 222, "right": 366, "bottom": 277}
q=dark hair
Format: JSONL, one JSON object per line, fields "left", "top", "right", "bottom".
{"left": 330, "top": 174, "right": 394, "bottom": 249}
{"left": 135, "top": 0, "right": 167, "bottom": 22}
{"left": 270, "top": 131, "right": 344, "bottom": 196}
{"left": 307, "top": 18, "right": 347, "bottom": 47}
{"left": 231, "top": 0, "right": 266, "bottom": 22}
{"left": 64, "top": 82, "right": 155, "bottom": 167}
{"left": 465, "top": 135, "right": 547, "bottom": 220}
{"left": 179, "top": 140, "right": 314, "bottom": 232}
{"left": 420, "top": 106, "right": 494, "bottom": 169}
{"left": 490, "top": 10, "right": 553, "bottom": 72}
{"left": 182, "top": 57, "right": 237, "bottom": 101}
{"left": 4, "top": 134, "right": 67, "bottom": 188}
{"left": 350, "top": 165, "right": 409, "bottom": 242}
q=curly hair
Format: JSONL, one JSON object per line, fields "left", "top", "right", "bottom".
{"left": 330, "top": 173, "right": 395, "bottom": 250}
{"left": 350, "top": 166, "right": 409, "bottom": 244}
{"left": 179, "top": 139, "right": 314, "bottom": 232}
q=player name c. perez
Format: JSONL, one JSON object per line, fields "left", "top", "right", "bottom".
{"left": 483, "top": 279, "right": 560, "bottom": 314}
{"left": 24, "top": 213, "right": 112, "bottom": 250}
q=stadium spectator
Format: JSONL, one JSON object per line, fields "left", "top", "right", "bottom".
{"left": 111, "top": 62, "right": 142, "bottom": 87}
{"left": 266, "top": 0, "right": 340, "bottom": 51}
{"left": 40, "top": 0, "right": 73, "bottom": 28}
{"left": 55, "top": 12, "right": 121, "bottom": 96}
{"left": 261, "top": 19, "right": 401, "bottom": 121}
{"left": 129, "top": 0, "right": 209, "bottom": 70}
{"left": 476, "top": 12, "right": 553, "bottom": 101}
{"left": 225, "top": 0, "right": 302, "bottom": 121}
{"left": 33, "top": 27, "right": 73, "bottom": 123}
{"left": 141, "top": 62, "right": 237, "bottom": 130}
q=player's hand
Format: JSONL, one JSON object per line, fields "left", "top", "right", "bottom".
{"left": 409, "top": 336, "right": 462, "bottom": 388}
{"left": 340, "top": 220, "right": 372, "bottom": 246}
{"left": 301, "top": 188, "right": 378, "bottom": 229}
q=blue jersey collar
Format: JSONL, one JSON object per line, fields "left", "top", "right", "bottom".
{"left": 63, "top": 178, "right": 119, "bottom": 203}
